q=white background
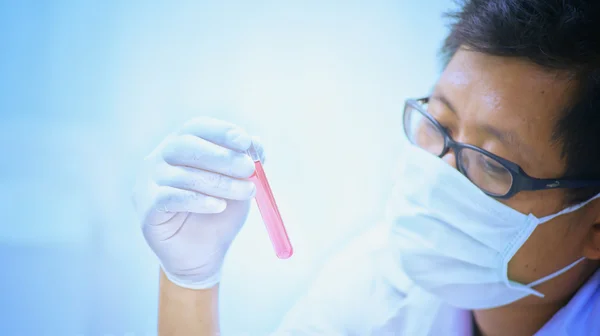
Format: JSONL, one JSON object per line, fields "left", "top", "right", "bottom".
{"left": 0, "top": 1, "right": 454, "bottom": 334}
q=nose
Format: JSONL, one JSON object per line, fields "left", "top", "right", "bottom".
{"left": 441, "top": 149, "right": 459, "bottom": 170}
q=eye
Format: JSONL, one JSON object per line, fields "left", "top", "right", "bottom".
{"left": 479, "top": 155, "right": 505, "bottom": 175}
{"left": 423, "top": 120, "right": 439, "bottom": 134}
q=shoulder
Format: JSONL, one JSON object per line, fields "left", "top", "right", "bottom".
{"left": 537, "top": 268, "right": 600, "bottom": 335}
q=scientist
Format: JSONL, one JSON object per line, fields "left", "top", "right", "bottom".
{"left": 132, "top": 0, "right": 600, "bottom": 335}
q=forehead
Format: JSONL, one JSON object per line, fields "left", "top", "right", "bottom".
{"left": 435, "top": 49, "right": 576, "bottom": 176}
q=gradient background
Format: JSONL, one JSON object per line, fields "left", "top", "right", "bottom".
{"left": 1, "top": 1, "right": 454, "bottom": 335}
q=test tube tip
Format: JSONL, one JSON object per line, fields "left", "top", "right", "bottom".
{"left": 276, "top": 247, "right": 294, "bottom": 259}
{"left": 247, "top": 142, "right": 261, "bottom": 162}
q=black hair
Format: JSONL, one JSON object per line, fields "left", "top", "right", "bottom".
{"left": 440, "top": 0, "right": 600, "bottom": 205}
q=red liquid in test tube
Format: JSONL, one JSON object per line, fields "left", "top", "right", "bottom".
{"left": 247, "top": 143, "right": 293, "bottom": 259}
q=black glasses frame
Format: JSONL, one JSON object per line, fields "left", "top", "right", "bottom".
{"left": 404, "top": 97, "right": 600, "bottom": 199}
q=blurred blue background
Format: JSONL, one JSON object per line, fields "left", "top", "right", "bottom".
{"left": 0, "top": 1, "right": 453, "bottom": 335}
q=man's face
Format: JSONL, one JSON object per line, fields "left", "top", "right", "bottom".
{"left": 430, "top": 48, "right": 600, "bottom": 305}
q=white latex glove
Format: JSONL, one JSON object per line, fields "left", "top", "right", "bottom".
{"left": 132, "top": 117, "right": 265, "bottom": 289}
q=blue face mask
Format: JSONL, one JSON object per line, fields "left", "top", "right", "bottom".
{"left": 385, "top": 144, "right": 600, "bottom": 310}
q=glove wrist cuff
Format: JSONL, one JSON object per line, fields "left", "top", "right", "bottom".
{"left": 160, "top": 264, "right": 222, "bottom": 290}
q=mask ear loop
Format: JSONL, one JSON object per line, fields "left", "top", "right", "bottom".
{"left": 523, "top": 193, "right": 600, "bottom": 296}
{"left": 526, "top": 257, "right": 586, "bottom": 293}
{"left": 539, "top": 192, "right": 600, "bottom": 223}
{"left": 516, "top": 194, "right": 599, "bottom": 298}
{"left": 506, "top": 257, "right": 586, "bottom": 299}
{"left": 503, "top": 193, "right": 600, "bottom": 298}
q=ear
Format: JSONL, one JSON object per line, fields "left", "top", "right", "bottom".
{"left": 583, "top": 223, "right": 600, "bottom": 260}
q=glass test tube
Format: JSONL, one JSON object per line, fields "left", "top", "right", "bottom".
{"left": 247, "top": 143, "right": 293, "bottom": 259}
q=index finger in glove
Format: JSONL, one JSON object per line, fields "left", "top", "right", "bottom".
{"left": 161, "top": 134, "right": 256, "bottom": 179}
{"left": 179, "top": 117, "right": 252, "bottom": 153}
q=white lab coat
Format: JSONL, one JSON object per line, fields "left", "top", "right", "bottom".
{"left": 272, "top": 225, "right": 600, "bottom": 335}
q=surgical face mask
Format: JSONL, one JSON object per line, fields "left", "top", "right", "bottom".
{"left": 385, "top": 144, "right": 600, "bottom": 310}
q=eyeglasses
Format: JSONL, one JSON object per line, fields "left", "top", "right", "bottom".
{"left": 403, "top": 97, "right": 600, "bottom": 199}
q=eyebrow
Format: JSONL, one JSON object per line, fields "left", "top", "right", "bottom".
{"left": 431, "top": 93, "right": 459, "bottom": 117}
{"left": 429, "top": 93, "right": 535, "bottom": 158}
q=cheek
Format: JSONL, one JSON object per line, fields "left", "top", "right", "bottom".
{"left": 506, "top": 211, "right": 587, "bottom": 289}
{"left": 504, "top": 191, "right": 580, "bottom": 282}
{"left": 502, "top": 189, "right": 565, "bottom": 218}
{"left": 508, "top": 224, "right": 565, "bottom": 284}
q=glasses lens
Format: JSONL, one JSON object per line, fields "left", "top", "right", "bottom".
{"left": 458, "top": 147, "right": 513, "bottom": 196}
{"left": 404, "top": 102, "right": 445, "bottom": 156}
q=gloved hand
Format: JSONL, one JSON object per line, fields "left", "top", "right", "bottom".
{"left": 132, "top": 117, "right": 264, "bottom": 289}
